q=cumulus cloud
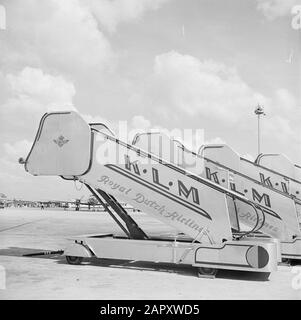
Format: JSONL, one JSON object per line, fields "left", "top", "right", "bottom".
{"left": 2, "top": 0, "right": 113, "bottom": 73}
{"left": 261, "top": 87, "right": 300, "bottom": 155}
{"left": 149, "top": 51, "right": 267, "bottom": 124}
{"left": 0, "top": 66, "right": 79, "bottom": 199}
{"left": 256, "top": 0, "right": 299, "bottom": 20}
{"left": 143, "top": 51, "right": 300, "bottom": 161}
{"left": 85, "top": 0, "right": 171, "bottom": 32}
{"left": 82, "top": 113, "right": 109, "bottom": 124}
{"left": 4, "top": 140, "right": 32, "bottom": 159}
{"left": 2, "top": 0, "right": 172, "bottom": 72}
{"left": 274, "top": 88, "right": 299, "bottom": 112}
{"left": 0, "top": 67, "right": 76, "bottom": 142}
{"left": 205, "top": 137, "right": 226, "bottom": 145}
{"left": 131, "top": 115, "right": 151, "bottom": 129}
{"left": 6, "top": 67, "right": 76, "bottom": 111}
{"left": 262, "top": 115, "right": 294, "bottom": 143}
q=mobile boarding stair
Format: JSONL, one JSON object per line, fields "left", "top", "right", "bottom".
{"left": 139, "top": 134, "right": 301, "bottom": 262}
{"left": 254, "top": 153, "right": 301, "bottom": 223}
{"left": 198, "top": 144, "right": 301, "bottom": 262}
{"left": 22, "top": 111, "right": 279, "bottom": 278}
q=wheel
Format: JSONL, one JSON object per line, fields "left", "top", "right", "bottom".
{"left": 197, "top": 267, "right": 218, "bottom": 278}
{"left": 66, "top": 256, "right": 83, "bottom": 265}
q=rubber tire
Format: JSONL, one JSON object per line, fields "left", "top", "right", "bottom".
{"left": 197, "top": 267, "right": 218, "bottom": 278}
{"left": 66, "top": 256, "right": 83, "bottom": 265}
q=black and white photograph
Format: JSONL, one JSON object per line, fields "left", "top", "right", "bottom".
{"left": 0, "top": 0, "right": 300, "bottom": 305}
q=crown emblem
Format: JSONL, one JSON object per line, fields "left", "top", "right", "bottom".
{"left": 53, "top": 135, "right": 69, "bottom": 147}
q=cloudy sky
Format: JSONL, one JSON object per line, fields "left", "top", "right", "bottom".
{"left": 0, "top": 0, "right": 300, "bottom": 200}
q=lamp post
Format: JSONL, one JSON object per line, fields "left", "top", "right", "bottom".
{"left": 254, "top": 104, "right": 265, "bottom": 155}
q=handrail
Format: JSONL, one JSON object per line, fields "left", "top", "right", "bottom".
{"left": 89, "top": 122, "right": 116, "bottom": 137}
{"left": 235, "top": 200, "right": 266, "bottom": 240}
{"left": 132, "top": 131, "right": 163, "bottom": 146}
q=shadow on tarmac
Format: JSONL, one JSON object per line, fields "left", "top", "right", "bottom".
{"left": 0, "top": 246, "right": 291, "bottom": 282}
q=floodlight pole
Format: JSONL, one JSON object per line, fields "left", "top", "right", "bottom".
{"left": 254, "top": 104, "right": 265, "bottom": 155}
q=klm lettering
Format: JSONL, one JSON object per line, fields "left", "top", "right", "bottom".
{"left": 124, "top": 154, "right": 140, "bottom": 175}
{"left": 152, "top": 167, "right": 169, "bottom": 190}
{"left": 252, "top": 188, "right": 271, "bottom": 208}
{"left": 259, "top": 172, "right": 289, "bottom": 194}
{"left": 178, "top": 181, "right": 200, "bottom": 205}
{"left": 205, "top": 167, "right": 219, "bottom": 184}
{"left": 259, "top": 173, "right": 273, "bottom": 188}
{"left": 125, "top": 155, "right": 201, "bottom": 206}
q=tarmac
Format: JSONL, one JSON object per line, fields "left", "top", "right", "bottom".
{"left": 0, "top": 208, "right": 300, "bottom": 300}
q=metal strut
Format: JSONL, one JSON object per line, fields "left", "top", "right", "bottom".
{"left": 85, "top": 184, "right": 148, "bottom": 240}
